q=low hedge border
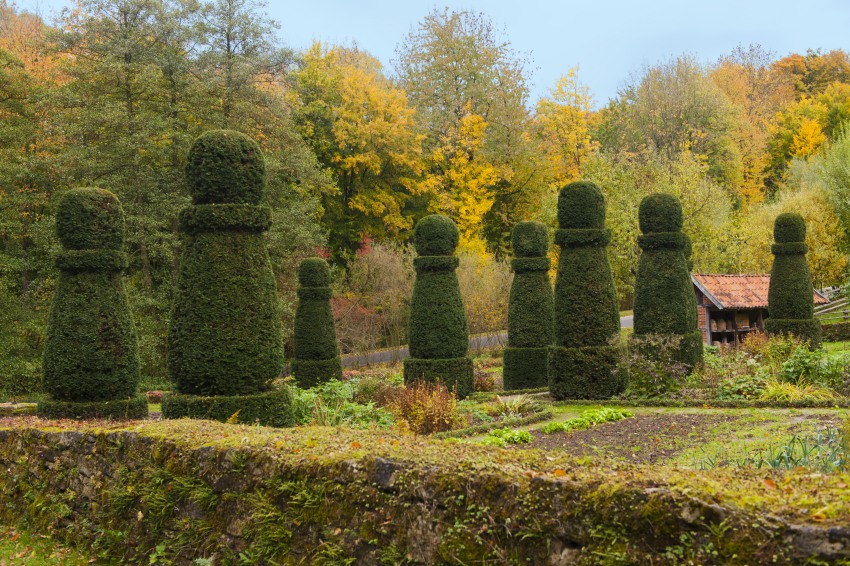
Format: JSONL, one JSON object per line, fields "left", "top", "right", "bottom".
{"left": 161, "top": 388, "right": 294, "bottom": 427}
{"left": 0, "top": 419, "right": 848, "bottom": 564}
{"left": 37, "top": 396, "right": 148, "bottom": 420}
{"left": 551, "top": 397, "right": 850, "bottom": 409}
{"left": 434, "top": 408, "right": 553, "bottom": 439}
{"left": 822, "top": 321, "right": 850, "bottom": 342}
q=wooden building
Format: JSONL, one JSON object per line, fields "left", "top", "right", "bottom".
{"left": 691, "top": 274, "right": 829, "bottom": 345}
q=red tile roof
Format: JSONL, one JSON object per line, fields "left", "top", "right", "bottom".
{"left": 692, "top": 274, "right": 829, "bottom": 310}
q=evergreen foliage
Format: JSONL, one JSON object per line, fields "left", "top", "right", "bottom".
{"left": 167, "top": 131, "right": 284, "bottom": 397}
{"left": 765, "top": 213, "right": 822, "bottom": 347}
{"left": 40, "top": 188, "right": 145, "bottom": 419}
{"left": 404, "top": 215, "right": 473, "bottom": 398}
{"left": 549, "top": 181, "right": 624, "bottom": 399}
{"left": 632, "top": 193, "right": 703, "bottom": 371}
{"left": 161, "top": 388, "right": 295, "bottom": 428}
{"left": 292, "top": 258, "right": 342, "bottom": 387}
{"left": 503, "top": 221, "right": 554, "bottom": 390}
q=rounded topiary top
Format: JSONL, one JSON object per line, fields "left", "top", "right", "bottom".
{"left": 512, "top": 221, "right": 548, "bottom": 257}
{"left": 639, "top": 193, "right": 683, "bottom": 233}
{"left": 298, "top": 257, "right": 330, "bottom": 287}
{"left": 414, "top": 214, "right": 459, "bottom": 256}
{"left": 56, "top": 188, "right": 125, "bottom": 250}
{"left": 186, "top": 130, "right": 265, "bottom": 205}
{"left": 774, "top": 212, "right": 806, "bottom": 243}
{"left": 557, "top": 181, "right": 605, "bottom": 229}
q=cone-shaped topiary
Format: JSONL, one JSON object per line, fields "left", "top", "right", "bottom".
{"left": 292, "top": 258, "right": 342, "bottom": 387}
{"left": 39, "top": 188, "right": 147, "bottom": 419}
{"left": 403, "top": 214, "right": 473, "bottom": 398}
{"left": 503, "top": 222, "right": 554, "bottom": 390}
{"left": 765, "top": 213, "right": 821, "bottom": 347}
{"left": 165, "top": 131, "right": 289, "bottom": 426}
{"left": 548, "top": 181, "right": 624, "bottom": 399}
{"left": 631, "top": 193, "right": 703, "bottom": 370}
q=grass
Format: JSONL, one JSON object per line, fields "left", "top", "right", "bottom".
{"left": 822, "top": 340, "right": 850, "bottom": 354}
{"left": 0, "top": 526, "right": 88, "bottom": 565}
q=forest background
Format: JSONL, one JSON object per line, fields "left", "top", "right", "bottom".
{"left": 3, "top": 0, "right": 850, "bottom": 391}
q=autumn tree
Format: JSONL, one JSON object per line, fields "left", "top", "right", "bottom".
{"left": 772, "top": 49, "right": 850, "bottom": 98}
{"left": 395, "top": 8, "right": 543, "bottom": 253}
{"left": 292, "top": 43, "right": 426, "bottom": 261}
{"left": 597, "top": 54, "right": 742, "bottom": 190}
{"left": 534, "top": 68, "right": 597, "bottom": 188}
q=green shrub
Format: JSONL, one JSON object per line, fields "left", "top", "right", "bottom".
{"left": 540, "top": 407, "right": 633, "bottom": 434}
{"left": 765, "top": 213, "right": 822, "bottom": 348}
{"left": 716, "top": 373, "right": 769, "bottom": 401}
{"left": 161, "top": 388, "right": 294, "bottom": 427}
{"left": 504, "top": 221, "right": 553, "bottom": 389}
{"left": 822, "top": 321, "right": 850, "bottom": 342}
{"left": 40, "top": 188, "right": 145, "bottom": 419}
{"left": 622, "top": 334, "right": 689, "bottom": 398}
{"left": 631, "top": 193, "right": 702, "bottom": 371}
{"left": 167, "top": 131, "right": 284, "bottom": 397}
{"left": 289, "top": 379, "right": 394, "bottom": 429}
{"left": 479, "top": 427, "right": 533, "bottom": 447}
{"left": 548, "top": 181, "right": 623, "bottom": 399}
{"left": 403, "top": 215, "right": 473, "bottom": 398}
{"left": 292, "top": 258, "right": 342, "bottom": 388}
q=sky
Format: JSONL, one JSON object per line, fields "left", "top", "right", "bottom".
{"left": 14, "top": 0, "right": 850, "bottom": 108}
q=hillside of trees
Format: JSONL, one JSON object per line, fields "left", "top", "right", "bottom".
{"left": 3, "top": 0, "right": 850, "bottom": 387}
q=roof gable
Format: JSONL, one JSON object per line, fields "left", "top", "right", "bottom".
{"left": 691, "top": 274, "right": 828, "bottom": 310}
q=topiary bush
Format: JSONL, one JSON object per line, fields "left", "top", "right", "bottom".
{"left": 39, "top": 188, "right": 147, "bottom": 419}
{"left": 765, "top": 213, "right": 821, "bottom": 348}
{"left": 403, "top": 215, "right": 473, "bottom": 398}
{"left": 503, "top": 221, "right": 553, "bottom": 390}
{"left": 548, "top": 181, "right": 624, "bottom": 399}
{"left": 631, "top": 193, "right": 703, "bottom": 372}
{"left": 166, "top": 131, "right": 286, "bottom": 424}
{"left": 292, "top": 258, "right": 342, "bottom": 387}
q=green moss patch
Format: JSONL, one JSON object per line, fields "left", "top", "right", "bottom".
{"left": 0, "top": 417, "right": 849, "bottom": 563}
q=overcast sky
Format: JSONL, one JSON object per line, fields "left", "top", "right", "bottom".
{"left": 15, "top": 0, "right": 850, "bottom": 107}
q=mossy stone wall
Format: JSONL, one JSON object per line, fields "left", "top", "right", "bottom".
{"left": 167, "top": 131, "right": 284, "bottom": 397}
{"left": 292, "top": 258, "right": 342, "bottom": 387}
{"left": 40, "top": 188, "right": 145, "bottom": 419}
{"left": 0, "top": 420, "right": 847, "bottom": 564}
{"left": 631, "top": 193, "right": 703, "bottom": 370}
{"left": 403, "top": 215, "right": 473, "bottom": 398}
{"left": 765, "top": 213, "right": 822, "bottom": 347}
{"left": 504, "top": 222, "right": 554, "bottom": 390}
{"left": 549, "top": 181, "right": 624, "bottom": 399}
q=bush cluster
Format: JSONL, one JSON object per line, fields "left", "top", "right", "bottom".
{"left": 631, "top": 193, "right": 702, "bottom": 371}
{"left": 503, "top": 221, "right": 553, "bottom": 389}
{"left": 40, "top": 188, "right": 146, "bottom": 419}
{"left": 765, "top": 213, "right": 822, "bottom": 348}
{"left": 403, "top": 215, "right": 473, "bottom": 398}
{"left": 549, "top": 181, "right": 623, "bottom": 399}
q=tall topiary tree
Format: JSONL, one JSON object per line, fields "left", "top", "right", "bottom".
{"left": 39, "top": 188, "right": 147, "bottom": 419}
{"left": 404, "top": 214, "right": 473, "bottom": 398}
{"left": 765, "top": 213, "right": 821, "bottom": 347}
{"left": 503, "top": 221, "right": 553, "bottom": 390}
{"left": 548, "top": 181, "right": 624, "bottom": 399}
{"left": 292, "top": 258, "right": 342, "bottom": 387}
{"left": 632, "top": 193, "right": 703, "bottom": 370}
{"left": 164, "top": 130, "right": 292, "bottom": 426}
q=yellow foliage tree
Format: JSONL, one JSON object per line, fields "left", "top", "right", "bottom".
{"left": 534, "top": 68, "right": 597, "bottom": 188}
{"left": 790, "top": 117, "right": 826, "bottom": 158}
{"left": 423, "top": 109, "right": 498, "bottom": 251}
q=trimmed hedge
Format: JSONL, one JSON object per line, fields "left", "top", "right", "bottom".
{"left": 37, "top": 396, "right": 148, "bottom": 420}
{"left": 632, "top": 193, "right": 703, "bottom": 370}
{"left": 504, "top": 222, "right": 553, "bottom": 390}
{"left": 168, "top": 131, "right": 284, "bottom": 397}
{"left": 160, "top": 388, "right": 295, "bottom": 427}
{"left": 41, "top": 188, "right": 144, "bottom": 418}
{"left": 404, "top": 215, "right": 473, "bottom": 398}
{"left": 292, "top": 258, "right": 342, "bottom": 388}
{"left": 0, "top": 420, "right": 849, "bottom": 564}
{"left": 549, "top": 181, "right": 623, "bottom": 399}
{"left": 766, "top": 213, "right": 822, "bottom": 348}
